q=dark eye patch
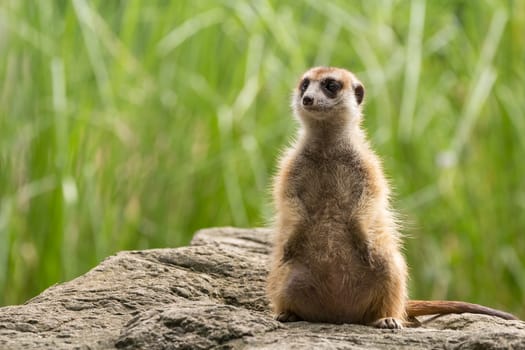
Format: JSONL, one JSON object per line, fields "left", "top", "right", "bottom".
{"left": 299, "top": 78, "right": 310, "bottom": 96}
{"left": 321, "top": 78, "right": 342, "bottom": 98}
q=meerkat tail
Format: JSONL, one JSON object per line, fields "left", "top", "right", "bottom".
{"left": 406, "top": 300, "right": 518, "bottom": 320}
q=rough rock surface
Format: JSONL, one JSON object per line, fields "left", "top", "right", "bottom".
{"left": 0, "top": 227, "right": 523, "bottom": 349}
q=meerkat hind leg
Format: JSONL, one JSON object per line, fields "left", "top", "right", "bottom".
{"left": 370, "top": 317, "right": 404, "bottom": 329}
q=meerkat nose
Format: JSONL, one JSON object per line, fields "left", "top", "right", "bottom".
{"left": 302, "top": 96, "right": 314, "bottom": 106}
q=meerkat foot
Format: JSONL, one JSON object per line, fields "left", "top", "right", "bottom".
{"left": 276, "top": 311, "right": 302, "bottom": 322}
{"left": 370, "top": 317, "right": 404, "bottom": 329}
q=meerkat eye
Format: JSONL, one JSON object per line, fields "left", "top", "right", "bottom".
{"left": 300, "top": 78, "right": 310, "bottom": 94}
{"left": 321, "top": 78, "right": 341, "bottom": 97}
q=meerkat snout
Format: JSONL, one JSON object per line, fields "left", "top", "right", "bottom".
{"left": 302, "top": 95, "right": 314, "bottom": 106}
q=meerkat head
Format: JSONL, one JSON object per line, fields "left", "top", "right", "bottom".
{"left": 293, "top": 67, "right": 365, "bottom": 124}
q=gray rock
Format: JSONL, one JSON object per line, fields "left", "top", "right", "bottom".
{"left": 0, "top": 227, "right": 523, "bottom": 349}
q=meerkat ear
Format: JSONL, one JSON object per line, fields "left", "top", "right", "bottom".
{"left": 353, "top": 82, "right": 365, "bottom": 105}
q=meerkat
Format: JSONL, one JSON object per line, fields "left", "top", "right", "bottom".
{"left": 266, "top": 66, "right": 518, "bottom": 329}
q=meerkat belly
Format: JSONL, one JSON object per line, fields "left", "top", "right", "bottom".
{"left": 284, "top": 244, "right": 390, "bottom": 323}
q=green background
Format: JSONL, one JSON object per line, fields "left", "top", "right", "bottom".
{"left": 0, "top": 0, "right": 524, "bottom": 318}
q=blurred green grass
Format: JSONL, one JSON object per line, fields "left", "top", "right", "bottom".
{"left": 0, "top": 0, "right": 523, "bottom": 317}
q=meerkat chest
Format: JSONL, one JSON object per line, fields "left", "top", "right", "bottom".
{"left": 287, "top": 148, "right": 369, "bottom": 217}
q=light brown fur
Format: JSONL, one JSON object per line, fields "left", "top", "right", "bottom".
{"left": 267, "top": 67, "right": 518, "bottom": 329}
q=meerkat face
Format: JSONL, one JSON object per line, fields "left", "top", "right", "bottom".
{"left": 293, "top": 67, "right": 365, "bottom": 121}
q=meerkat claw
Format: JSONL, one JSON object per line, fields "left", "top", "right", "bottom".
{"left": 276, "top": 311, "right": 301, "bottom": 322}
{"left": 371, "top": 317, "right": 404, "bottom": 329}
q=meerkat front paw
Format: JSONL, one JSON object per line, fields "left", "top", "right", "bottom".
{"left": 370, "top": 317, "right": 404, "bottom": 329}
